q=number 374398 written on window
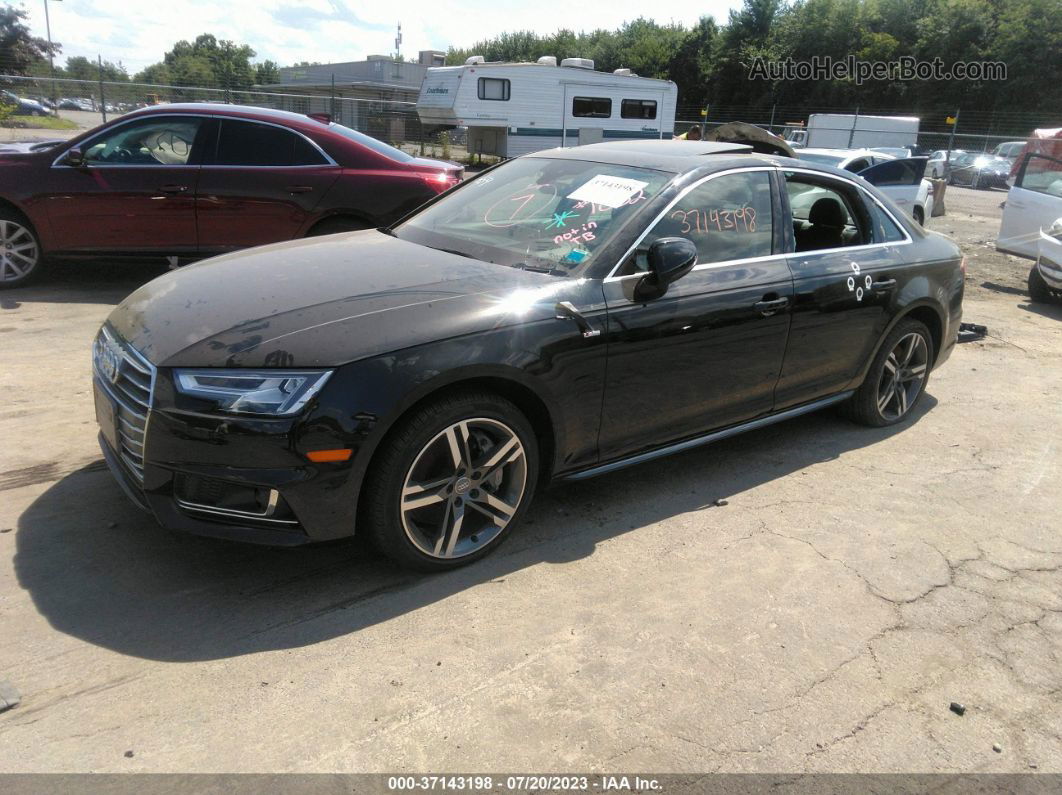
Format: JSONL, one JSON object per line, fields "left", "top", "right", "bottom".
{"left": 670, "top": 205, "right": 757, "bottom": 234}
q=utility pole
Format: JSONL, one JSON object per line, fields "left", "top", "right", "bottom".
{"left": 394, "top": 21, "right": 402, "bottom": 62}
{"left": 43, "top": 0, "right": 62, "bottom": 114}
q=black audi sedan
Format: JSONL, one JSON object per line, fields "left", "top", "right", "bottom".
{"left": 93, "top": 140, "right": 964, "bottom": 570}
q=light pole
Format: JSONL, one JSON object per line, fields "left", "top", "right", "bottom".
{"left": 42, "top": 0, "right": 62, "bottom": 114}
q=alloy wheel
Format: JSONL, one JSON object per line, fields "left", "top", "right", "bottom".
{"left": 0, "top": 220, "right": 39, "bottom": 284}
{"left": 400, "top": 417, "right": 527, "bottom": 560}
{"left": 876, "top": 332, "right": 929, "bottom": 421}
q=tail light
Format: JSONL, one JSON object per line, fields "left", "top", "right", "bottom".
{"left": 420, "top": 170, "right": 462, "bottom": 194}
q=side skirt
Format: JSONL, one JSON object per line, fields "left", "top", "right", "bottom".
{"left": 561, "top": 391, "right": 854, "bottom": 482}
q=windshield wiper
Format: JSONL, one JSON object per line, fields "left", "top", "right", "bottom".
{"left": 508, "top": 262, "right": 565, "bottom": 275}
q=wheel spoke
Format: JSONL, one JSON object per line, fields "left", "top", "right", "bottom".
{"left": 905, "top": 363, "right": 927, "bottom": 380}
{"left": 468, "top": 491, "right": 518, "bottom": 527}
{"left": 436, "top": 500, "right": 465, "bottom": 558}
{"left": 883, "top": 354, "right": 899, "bottom": 376}
{"left": 401, "top": 477, "right": 450, "bottom": 512}
{"left": 476, "top": 435, "right": 523, "bottom": 481}
{"left": 901, "top": 335, "right": 918, "bottom": 366}
{"left": 444, "top": 422, "right": 473, "bottom": 471}
{"left": 877, "top": 388, "right": 894, "bottom": 414}
{"left": 895, "top": 383, "right": 908, "bottom": 415}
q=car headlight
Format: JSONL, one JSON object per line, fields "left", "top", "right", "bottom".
{"left": 1047, "top": 219, "right": 1062, "bottom": 241}
{"left": 174, "top": 369, "right": 333, "bottom": 416}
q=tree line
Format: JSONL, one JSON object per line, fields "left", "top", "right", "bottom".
{"left": 446, "top": 0, "right": 1062, "bottom": 121}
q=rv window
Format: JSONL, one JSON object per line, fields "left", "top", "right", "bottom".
{"left": 478, "top": 78, "right": 510, "bottom": 101}
{"left": 573, "top": 97, "right": 611, "bottom": 118}
{"left": 621, "top": 99, "right": 657, "bottom": 120}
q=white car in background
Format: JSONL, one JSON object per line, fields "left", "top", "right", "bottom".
{"left": 796, "top": 148, "right": 934, "bottom": 225}
{"left": 997, "top": 133, "right": 1062, "bottom": 301}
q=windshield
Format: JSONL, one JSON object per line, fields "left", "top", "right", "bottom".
{"left": 796, "top": 152, "right": 846, "bottom": 166}
{"left": 395, "top": 157, "right": 672, "bottom": 273}
{"left": 327, "top": 122, "right": 414, "bottom": 162}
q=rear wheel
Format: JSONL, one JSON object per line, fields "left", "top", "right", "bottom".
{"left": 1029, "top": 263, "right": 1054, "bottom": 303}
{"left": 361, "top": 391, "right": 539, "bottom": 571}
{"left": 843, "top": 318, "right": 934, "bottom": 427}
{"left": 0, "top": 213, "right": 43, "bottom": 289}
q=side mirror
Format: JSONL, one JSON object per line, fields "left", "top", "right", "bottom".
{"left": 60, "top": 147, "right": 85, "bottom": 167}
{"left": 634, "top": 237, "right": 698, "bottom": 301}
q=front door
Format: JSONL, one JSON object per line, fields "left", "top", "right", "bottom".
{"left": 45, "top": 114, "right": 207, "bottom": 254}
{"left": 599, "top": 168, "right": 794, "bottom": 460}
{"left": 774, "top": 170, "right": 907, "bottom": 408}
{"left": 195, "top": 118, "right": 340, "bottom": 252}
{"left": 998, "top": 153, "right": 1062, "bottom": 258}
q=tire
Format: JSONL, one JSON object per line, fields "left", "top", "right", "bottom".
{"left": 842, "top": 318, "right": 935, "bottom": 428}
{"left": 912, "top": 206, "right": 924, "bottom": 226}
{"left": 361, "top": 391, "right": 540, "bottom": 571}
{"left": 1029, "top": 263, "right": 1054, "bottom": 303}
{"left": 0, "top": 211, "right": 44, "bottom": 289}
{"left": 972, "top": 173, "right": 982, "bottom": 190}
{"left": 306, "top": 217, "right": 371, "bottom": 237}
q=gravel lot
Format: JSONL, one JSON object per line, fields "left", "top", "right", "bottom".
{"left": 0, "top": 186, "right": 1059, "bottom": 773}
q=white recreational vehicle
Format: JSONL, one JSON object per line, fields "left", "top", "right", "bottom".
{"left": 416, "top": 56, "right": 678, "bottom": 158}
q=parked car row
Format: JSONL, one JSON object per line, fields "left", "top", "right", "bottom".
{"left": 0, "top": 103, "right": 462, "bottom": 287}
{"left": 0, "top": 89, "right": 51, "bottom": 117}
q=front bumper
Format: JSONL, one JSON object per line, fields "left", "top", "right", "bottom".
{"left": 1037, "top": 231, "right": 1062, "bottom": 290}
{"left": 94, "top": 364, "right": 373, "bottom": 547}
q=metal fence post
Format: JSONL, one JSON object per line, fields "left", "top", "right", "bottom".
{"left": 768, "top": 104, "right": 776, "bottom": 135}
{"left": 98, "top": 55, "right": 107, "bottom": 124}
{"left": 945, "top": 108, "right": 959, "bottom": 175}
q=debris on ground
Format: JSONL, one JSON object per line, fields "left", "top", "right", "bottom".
{"left": 949, "top": 702, "right": 966, "bottom": 716}
{"left": 993, "top": 743, "right": 1003, "bottom": 753}
{"left": 0, "top": 681, "right": 21, "bottom": 713}
{"left": 958, "top": 322, "right": 988, "bottom": 343}
{"left": 714, "top": 498, "right": 729, "bottom": 507}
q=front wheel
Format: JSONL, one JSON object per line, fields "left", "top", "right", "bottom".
{"left": 1029, "top": 264, "right": 1054, "bottom": 303}
{"left": 843, "top": 318, "right": 934, "bottom": 427}
{"left": 0, "top": 214, "right": 43, "bottom": 289}
{"left": 361, "top": 392, "right": 539, "bottom": 571}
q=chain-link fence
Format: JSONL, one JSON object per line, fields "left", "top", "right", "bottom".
{"left": 674, "top": 103, "right": 1057, "bottom": 156}
{"left": 0, "top": 73, "right": 472, "bottom": 159}
{"left": 3, "top": 73, "right": 1057, "bottom": 163}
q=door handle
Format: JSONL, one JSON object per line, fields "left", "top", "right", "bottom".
{"left": 159, "top": 184, "right": 188, "bottom": 194}
{"left": 871, "top": 278, "right": 897, "bottom": 291}
{"left": 286, "top": 185, "right": 314, "bottom": 193}
{"left": 753, "top": 296, "right": 789, "bottom": 315}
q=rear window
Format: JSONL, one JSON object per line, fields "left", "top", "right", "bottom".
{"left": 215, "top": 120, "right": 328, "bottom": 166}
{"left": 326, "top": 123, "right": 414, "bottom": 162}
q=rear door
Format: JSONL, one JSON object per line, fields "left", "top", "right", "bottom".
{"left": 775, "top": 169, "right": 909, "bottom": 408}
{"left": 195, "top": 118, "right": 341, "bottom": 252}
{"left": 858, "top": 158, "right": 928, "bottom": 218}
{"left": 44, "top": 114, "right": 207, "bottom": 254}
{"left": 997, "top": 153, "right": 1062, "bottom": 259}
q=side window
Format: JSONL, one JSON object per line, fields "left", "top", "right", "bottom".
{"left": 477, "top": 78, "right": 510, "bottom": 101}
{"left": 572, "top": 97, "right": 611, "bottom": 118}
{"left": 785, "top": 175, "right": 868, "bottom": 252}
{"left": 214, "top": 120, "right": 328, "bottom": 167}
{"left": 844, "top": 158, "right": 870, "bottom": 173}
{"left": 866, "top": 198, "right": 907, "bottom": 243}
{"left": 620, "top": 99, "right": 657, "bottom": 120}
{"left": 82, "top": 117, "right": 203, "bottom": 166}
{"left": 1018, "top": 154, "right": 1062, "bottom": 197}
{"left": 622, "top": 171, "right": 774, "bottom": 274}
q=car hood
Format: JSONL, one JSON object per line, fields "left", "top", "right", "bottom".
{"left": 107, "top": 230, "right": 565, "bottom": 368}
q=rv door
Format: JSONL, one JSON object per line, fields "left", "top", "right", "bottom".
{"left": 998, "top": 152, "right": 1062, "bottom": 259}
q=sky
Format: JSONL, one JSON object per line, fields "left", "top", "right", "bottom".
{"left": 16, "top": 0, "right": 744, "bottom": 74}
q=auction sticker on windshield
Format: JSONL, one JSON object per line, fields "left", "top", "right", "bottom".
{"left": 567, "top": 175, "right": 649, "bottom": 208}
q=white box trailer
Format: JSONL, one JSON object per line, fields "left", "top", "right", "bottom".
{"left": 783, "top": 114, "right": 920, "bottom": 150}
{"left": 416, "top": 56, "right": 678, "bottom": 158}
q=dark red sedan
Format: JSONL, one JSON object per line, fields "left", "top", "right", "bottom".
{"left": 0, "top": 104, "right": 462, "bottom": 287}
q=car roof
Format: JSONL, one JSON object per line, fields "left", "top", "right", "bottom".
{"left": 121, "top": 103, "right": 328, "bottom": 132}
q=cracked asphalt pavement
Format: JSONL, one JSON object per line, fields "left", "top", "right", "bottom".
{"left": 0, "top": 186, "right": 1059, "bottom": 772}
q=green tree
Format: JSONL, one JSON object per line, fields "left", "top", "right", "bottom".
{"left": 0, "top": 4, "right": 60, "bottom": 75}
{"left": 255, "top": 59, "right": 280, "bottom": 85}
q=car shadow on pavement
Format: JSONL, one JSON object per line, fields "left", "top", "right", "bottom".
{"left": 15, "top": 396, "right": 936, "bottom": 663}
{"left": 3, "top": 260, "right": 168, "bottom": 306}
{"left": 1018, "top": 300, "right": 1062, "bottom": 321}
